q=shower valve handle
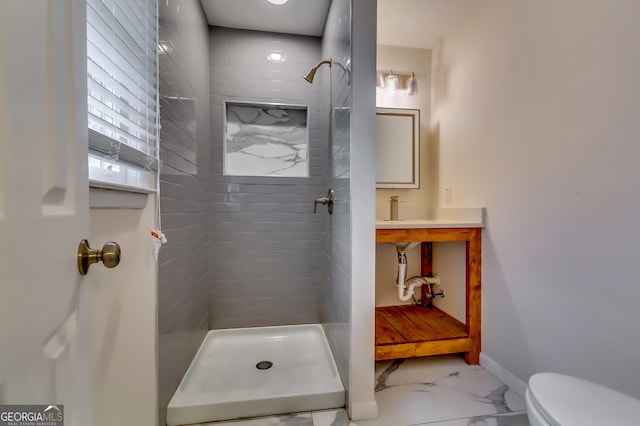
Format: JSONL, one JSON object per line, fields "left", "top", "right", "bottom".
{"left": 313, "top": 189, "right": 334, "bottom": 214}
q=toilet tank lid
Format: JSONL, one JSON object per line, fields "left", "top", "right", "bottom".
{"left": 529, "top": 372, "right": 640, "bottom": 426}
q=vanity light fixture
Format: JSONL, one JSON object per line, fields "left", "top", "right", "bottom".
{"left": 267, "top": 0, "right": 288, "bottom": 5}
{"left": 378, "top": 70, "right": 418, "bottom": 94}
{"left": 385, "top": 70, "right": 398, "bottom": 92}
{"left": 407, "top": 72, "right": 418, "bottom": 95}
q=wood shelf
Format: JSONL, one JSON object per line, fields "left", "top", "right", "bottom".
{"left": 375, "top": 305, "right": 469, "bottom": 361}
{"left": 375, "top": 226, "right": 482, "bottom": 364}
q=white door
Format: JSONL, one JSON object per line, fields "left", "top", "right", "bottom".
{"left": 0, "top": 1, "right": 92, "bottom": 425}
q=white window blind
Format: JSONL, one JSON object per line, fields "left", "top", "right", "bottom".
{"left": 87, "top": 0, "right": 159, "bottom": 192}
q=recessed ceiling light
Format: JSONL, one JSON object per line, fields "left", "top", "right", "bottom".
{"left": 267, "top": 51, "right": 286, "bottom": 62}
{"left": 268, "top": 0, "right": 288, "bottom": 5}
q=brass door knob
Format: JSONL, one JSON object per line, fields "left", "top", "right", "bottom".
{"left": 77, "top": 239, "right": 121, "bottom": 275}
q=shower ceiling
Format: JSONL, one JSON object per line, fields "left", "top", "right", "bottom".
{"left": 200, "top": 0, "right": 331, "bottom": 37}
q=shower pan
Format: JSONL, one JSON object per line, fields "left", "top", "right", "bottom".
{"left": 166, "top": 324, "right": 345, "bottom": 425}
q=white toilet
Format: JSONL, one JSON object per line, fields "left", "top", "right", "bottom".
{"left": 526, "top": 372, "right": 640, "bottom": 425}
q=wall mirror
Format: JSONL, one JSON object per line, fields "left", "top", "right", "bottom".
{"left": 376, "top": 107, "right": 420, "bottom": 188}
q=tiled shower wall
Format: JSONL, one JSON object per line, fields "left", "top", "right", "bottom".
{"left": 157, "top": 1, "right": 210, "bottom": 424}
{"left": 157, "top": 4, "right": 355, "bottom": 421}
{"left": 320, "top": 0, "right": 352, "bottom": 390}
{"left": 208, "top": 27, "right": 327, "bottom": 329}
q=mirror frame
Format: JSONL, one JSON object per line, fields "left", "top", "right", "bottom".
{"left": 376, "top": 107, "right": 420, "bottom": 188}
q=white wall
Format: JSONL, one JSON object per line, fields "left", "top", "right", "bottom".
{"left": 349, "top": 0, "right": 378, "bottom": 420}
{"left": 90, "top": 199, "right": 157, "bottom": 425}
{"left": 433, "top": 0, "right": 640, "bottom": 396}
{"left": 375, "top": 45, "right": 434, "bottom": 221}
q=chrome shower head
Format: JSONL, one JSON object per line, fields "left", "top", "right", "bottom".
{"left": 303, "top": 59, "right": 332, "bottom": 84}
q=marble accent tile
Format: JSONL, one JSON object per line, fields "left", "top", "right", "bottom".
{"left": 357, "top": 356, "right": 527, "bottom": 426}
{"left": 199, "top": 412, "right": 313, "bottom": 426}
{"left": 225, "top": 102, "right": 309, "bottom": 177}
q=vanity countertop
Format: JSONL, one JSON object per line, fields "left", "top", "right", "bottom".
{"left": 376, "top": 219, "right": 483, "bottom": 229}
{"left": 375, "top": 207, "right": 485, "bottom": 229}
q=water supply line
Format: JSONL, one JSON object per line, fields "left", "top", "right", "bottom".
{"left": 395, "top": 247, "right": 443, "bottom": 303}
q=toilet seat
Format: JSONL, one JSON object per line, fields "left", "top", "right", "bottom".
{"left": 528, "top": 372, "right": 640, "bottom": 426}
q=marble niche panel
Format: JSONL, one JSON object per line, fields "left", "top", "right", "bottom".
{"left": 224, "top": 101, "right": 309, "bottom": 177}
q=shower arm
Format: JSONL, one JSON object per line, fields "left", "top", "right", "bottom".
{"left": 303, "top": 58, "right": 351, "bottom": 85}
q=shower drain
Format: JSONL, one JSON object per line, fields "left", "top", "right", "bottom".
{"left": 255, "top": 360, "right": 273, "bottom": 370}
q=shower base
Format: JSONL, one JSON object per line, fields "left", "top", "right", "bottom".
{"left": 166, "top": 324, "right": 345, "bottom": 425}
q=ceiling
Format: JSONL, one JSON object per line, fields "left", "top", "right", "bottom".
{"left": 377, "top": 0, "right": 476, "bottom": 49}
{"left": 200, "top": 0, "right": 475, "bottom": 48}
{"left": 200, "top": 0, "right": 331, "bottom": 37}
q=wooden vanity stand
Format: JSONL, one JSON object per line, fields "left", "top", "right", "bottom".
{"left": 375, "top": 227, "right": 481, "bottom": 364}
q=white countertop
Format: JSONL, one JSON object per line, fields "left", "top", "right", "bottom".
{"left": 376, "top": 208, "right": 485, "bottom": 229}
{"left": 376, "top": 219, "right": 483, "bottom": 229}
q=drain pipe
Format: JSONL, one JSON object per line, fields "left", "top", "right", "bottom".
{"left": 396, "top": 250, "right": 441, "bottom": 302}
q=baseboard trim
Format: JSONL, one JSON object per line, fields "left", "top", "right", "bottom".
{"left": 480, "top": 352, "right": 527, "bottom": 398}
{"left": 348, "top": 400, "right": 378, "bottom": 421}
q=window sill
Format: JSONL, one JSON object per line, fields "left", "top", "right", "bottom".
{"left": 89, "top": 182, "right": 154, "bottom": 209}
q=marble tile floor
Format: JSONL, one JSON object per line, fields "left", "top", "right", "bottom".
{"left": 194, "top": 355, "right": 529, "bottom": 426}
{"left": 193, "top": 409, "right": 349, "bottom": 426}
{"left": 356, "top": 355, "right": 529, "bottom": 426}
